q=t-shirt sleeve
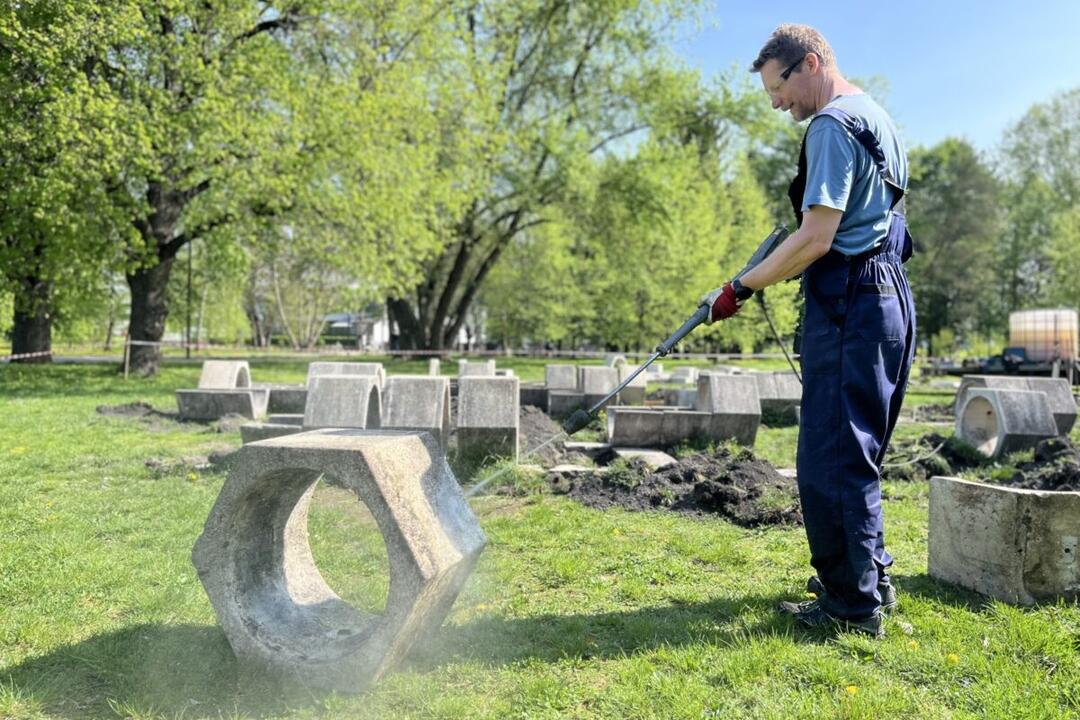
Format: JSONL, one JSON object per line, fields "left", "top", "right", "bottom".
{"left": 801, "top": 116, "right": 857, "bottom": 213}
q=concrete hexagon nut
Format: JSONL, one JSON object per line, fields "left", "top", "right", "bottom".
{"left": 192, "top": 429, "right": 486, "bottom": 692}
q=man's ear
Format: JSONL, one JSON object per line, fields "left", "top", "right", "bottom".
{"left": 805, "top": 52, "right": 821, "bottom": 73}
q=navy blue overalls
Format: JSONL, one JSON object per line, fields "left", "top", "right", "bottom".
{"left": 789, "top": 107, "right": 917, "bottom": 621}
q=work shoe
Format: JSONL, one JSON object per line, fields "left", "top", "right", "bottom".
{"left": 806, "top": 575, "right": 898, "bottom": 613}
{"left": 777, "top": 599, "right": 884, "bottom": 639}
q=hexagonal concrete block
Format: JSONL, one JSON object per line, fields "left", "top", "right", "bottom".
{"left": 382, "top": 376, "right": 451, "bottom": 451}
{"left": 545, "top": 364, "right": 579, "bottom": 390}
{"left": 176, "top": 388, "right": 269, "bottom": 421}
{"left": 697, "top": 374, "right": 761, "bottom": 446}
{"left": 264, "top": 385, "right": 307, "bottom": 414}
{"left": 580, "top": 366, "right": 619, "bottom": 409}
{"left": 929, "top": 475, "right": 1080, "bottom": 605}
{"left": 607, "top": 407, "right": 664, "bottom": 447}
{"left": 192, "top": 429, "right": 486, "bottom": 692}
{"left": 198, "top": 360, "right": 251, "bottom": 389}
{"left": 547, "top": 390, "right": 584, "bottom": 418}
{"left": 956, "top": 388, "right": 1058, "bottom": 459}
{"left": 307, "top": 362, "right": 386, "bottom": 389}
{"left": 457, "top": 376, "right": 519, "bottom": 465}
{"left": 458, "top": 359, "right": 496, "bottom": 377}
{"left": 957, "top": 376, "right": 1077, "bottom": 436}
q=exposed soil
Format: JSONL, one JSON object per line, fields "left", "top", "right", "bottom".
{"left": 556, "top": 446, "right": 802, "bottom": 528}
{"left": 906, "top": 403, "right": 953, "bottom": 423}
{"left": 96, "top": 402, "right": 246, "bottom": 434}
{"left": 999, "top": 437, "right": 1080, "bottom": 491}
{"left": 518, "top": 405, "right": 568, "bottom": 466}
{"left": 881, "top": 432, "right": 988, "bottom": 482}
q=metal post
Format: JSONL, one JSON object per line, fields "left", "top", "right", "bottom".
{"left": 186, "top": 241, "right": 192, "bottom": 359}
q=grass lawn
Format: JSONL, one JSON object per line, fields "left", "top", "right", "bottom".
{"left": 1, "top": 360, "right": 1077, "bottom": 719}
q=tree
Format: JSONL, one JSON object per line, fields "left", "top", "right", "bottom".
{"left": 906, "top": 139, "right": 1003, "bottom": 356}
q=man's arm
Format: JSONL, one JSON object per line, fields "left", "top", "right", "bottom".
{"left": 738, "top": 205, "right": 843, "bottom": 291}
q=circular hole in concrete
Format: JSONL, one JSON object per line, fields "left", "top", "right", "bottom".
{"left": 960, "top": 395, "right": 999, "bottom": 457}
{"left": 307, "top": 476, "right": 390, "bottom": 616}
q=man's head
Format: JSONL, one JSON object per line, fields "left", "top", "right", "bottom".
{"left": 750, "top": 24, "right": 837, "bottom": 122}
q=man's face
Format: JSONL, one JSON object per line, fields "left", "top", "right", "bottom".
{"left": 760, "top": 56, "right": 813, "bottom": 122}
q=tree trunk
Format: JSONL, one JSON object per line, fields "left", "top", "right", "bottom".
{"left": 125, "top": 257, "right": 176, "bottom": 376}
{"left": 11, "top": 275, "right": 52, "bottom": 363}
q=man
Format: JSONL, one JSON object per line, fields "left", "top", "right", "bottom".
{"left": 702, "top": 24, "right": 916, "bottom": 637}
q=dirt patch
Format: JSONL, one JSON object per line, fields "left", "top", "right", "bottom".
{"left": 518, "top": 405, "right": 567, "bottom": 466}
{"left": 96, "top": 402, "right": 246, "bottom": 434}
{"left": 998, "top": 438, "right": 1080, "bottom": 491}
{"left": 906, "top": 403, "right": 953, "bottom": 423}
{"left": 558, "top": 446, "right": 802, "bottom": 527}
{"left": 881, "top": 432, "right": 988, "bottom": 482}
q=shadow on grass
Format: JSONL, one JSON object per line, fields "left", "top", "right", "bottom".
{"left": 892, "top": 572, "right": 995, "bottom": 612}
{"left": 4, "top": 594, "right": 836, "bottom": 716}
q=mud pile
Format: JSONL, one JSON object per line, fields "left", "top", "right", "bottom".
{"left": 518, "top": 405, "right": 568, "bottom": 465}
{"left": 1000, "top": 438, "right": 1080, "bottom": 491}
{"left": 558, "top": 447, "right": 802, "bottom": 527}
{"left": 881, "top": 432, "right": 988, "bottom": 482}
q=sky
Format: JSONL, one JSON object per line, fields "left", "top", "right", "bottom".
{"left": 673, "top": 0, "right": 1080, "bottom": 152}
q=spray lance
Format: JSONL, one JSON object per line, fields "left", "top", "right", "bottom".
{"left": 561, "top": 223, "right": 791, "bottom": 436}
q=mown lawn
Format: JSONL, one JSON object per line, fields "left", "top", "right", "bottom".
{"left": 1, "top": 360, "right": 1077, "bottom": 719}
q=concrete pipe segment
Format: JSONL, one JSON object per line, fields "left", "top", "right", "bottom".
{"left": 192, "top": 429, "right": 487, "bottom": 692}
{"left": 956, "top": 388, "right": 1058, "bottom": 460}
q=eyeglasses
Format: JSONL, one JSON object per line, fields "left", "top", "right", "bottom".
{"left": 767, "top": 56, "right": 805, "bottom": 95}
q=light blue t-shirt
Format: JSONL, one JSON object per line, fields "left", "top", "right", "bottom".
{"left": 801, "top": 93, "right": 908, "bottom": 256}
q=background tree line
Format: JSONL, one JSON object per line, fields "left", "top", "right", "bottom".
{"left": 1, "top": 2, "right": 1077, "bottom": 373}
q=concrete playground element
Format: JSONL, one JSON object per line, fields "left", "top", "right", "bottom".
{"left": 303, "top": 376, "right": 382, "bottom": 430}
{"left": 605, "top": 354, "right": 628, "bottom": 369}
{"left": 929, "top": 475, "right": 1080, "bottom": 606}
{"left": 176, "top": 388, "right": 269, "bottom": 421}
{"left": 240, "top": 422, "right": 303, "bottom": 444}
{"left": 617, "top": 365, "right": 647, "bottom": 406}
{"left": 198, "top": 360, "right": 251, "bottom": 389}
{"left": 956, "top": 388, "right": 1058, "bottom": 459}
{"left": 519, "top": 383, "right": 549, "bottom": 409}
{"left": 428, "top": 358, "right": 441, "bottom": 376}
{"left": 268, "top": 414, "right": 303, "bottom": 426}
{"left": 661, "top": 410, "right": 713, "bottom": 445}
{"left": 663, "top": 388, "right": 697, "bottom": 409}
{"left": 670, "top": 367, "right": 699, "bottom": 385}
{"left": 545, "top": 364, "right": 579, "bottom": 390}
{"left": 456, "top": 376, "right": 519, "bottom": 465}
{"left": 754, "top": 372, "right": 802, "bottom": 421}
{"left": 607, "top": 405, "right": 755, "bottom": 448}
{"left": 696, "top": 374, "right": 761, "bottom": 446}
{"left": 580, "top": 366, "right": 619, "bottom": 408}
{"left": 266, "top": 385, "right": 307, "bottom": 415}
{"left": 307, "top": 362, "right": 386, "bottom": 389}
{"left": 955, "top": 376, "right": 1077, "bottom": 436}
{"left": 606, "top": 407, "right": 664, "bottom": 447}
{"left": 382, "top": 376, "right": 451, "bottom": 451}
{"left": 193, "top": 429, "right": 487, "bottom": 692}
{"left": 547, "top": 390, "right": 585, "bottom": 418}
{"left": 458, "top": 359, "right": 496, "bottom": 377}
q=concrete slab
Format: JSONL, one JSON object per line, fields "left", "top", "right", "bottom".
{"left": 303, "top": 376, "right": 382, "bottom": 430}
{"left": 670, "top": 367, "right": 699, "bottom": 385}
{"left": 176, "top": 388, "right": 269, "bottom": 421}
{"left": 613, "top": 448, "right": 677, "bottom": 469}
{"left": 457, "top": 376, "right": 519, "bottom": 465}
{"left": 697, "top": 374, "right": 761, "bottom": 446}
{"left": 929, "top": 475, "right": 1080, "bottom": 606}
{"left": 307, "top": 362, "right": 386, "bottom": 389}
{"left": 428, "top": 358, "right": 441, "bottom": 376}
{"left": 617, "top": 365, "right": 647, "bottom": 406}
{"left": 198, "top": 360, "right": 251, "bottom": 389}
{"left": 547, "top": 390, "right": 585, "bottom": 418}
{"left": 563, "top": 441, "right": 612, "bottom": 460}
{"left": 663, "top": 388, "right": 697, "bottom": 409}
{"left": 580, "top": 366, "right": 619, "bottom": 408}
{"left": 265, "top": 385, "right": 307, "bottom": 414}
{"left": 193, "top": 429, "right": 486, "bottom": 692}
{"left": 382, "top": 376, "right": 451, "bottom": 450}
{"left": 755, "top": 372, "right": 801, "bottom": 421}
{"left": 269, "top": 413, "right": 303, "bottom": 426}
{"left": 458, "top": 359, "right": 496, "bottom": 377}
{"left": 519, "top": 383, "right": 549, "bottom": 409}
{"left": 956, "top": 388, "right": 1057, "bottom": 459}
{"left": 545, "top": 364, "right": 579, "bottom": 390}
{"left": 606, "top": 407, "right": 664, "bottom": 447}
{"left": 661, "top": 410, "right": 713, "bottom": 446}
{"left": 240, "top": 422, "right": 304, "bottom": 444}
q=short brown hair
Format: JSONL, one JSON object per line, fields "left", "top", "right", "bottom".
{"left": 750, "top": 24, "right": 835, "bottom": 73}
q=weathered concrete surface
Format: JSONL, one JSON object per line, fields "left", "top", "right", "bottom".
{"left": 494, "top": 369, "right": 516, "bottom": 378}
{"left": 754, "top": 372, "right": 802, "bottom": 420}
{"left": 696, "top": 374, "right": 761, "bottom": 446}
{"left": 606, "top": 407, "right": 663, "bottom": 447}
{"left": 608, "top": 405, "right": 753, "bottom": 448}
{"left": 547, "top": 390, "right": 585, "bottom": 418}
{"left": 663, "top": 388, "right": 697, "bottom": 409}
{"left": 382, "top": 376, "right": 451, "bottom": 450}
{"left": 580, "top": 366, "right": 619, "bottom": 408}
{"left": 177, "top": 389, "right": 269, "bottom": 421}
{"left": 929, "top": 475, "right": 1080, "bottom": 606}
{"left": 617, "top": 366, "right": 647, "bottom": 406}
{"left": 612, "top": 448, "right": 677, "bottom": 469}
{"left": 519, "top": 383, "right": 549, "bottom": 409}
{"left": 545, "top": 364, "right": 579, "bottom": 390}
{"left": 457, "top": 376, "right": 519, "bottom": 464}
{"left": 240, "top": 422, "right": 304, "bottom": 444}
{"left": 670, "top": 367, "right": 699, "bottom": 385}
{"left": 193, "top": 429, "right": 486, "bottom": 692}
{"left": 661, "top": 410, "right": 713, "bottom": 445}
{"left": 428, "top": 358, "right": 441, "bottom": 376}
{"left": 303, "top": 376, "right": 382, "bottom": 430}
{"left": 956, "top": 389, "right": 1057, "bottom": 459}
{"left": 265, "top": 385, "right": 307, "bottom": 415}
{"left": 563, "top": 441, "right": 612, "bottom": 460}
{"left": 198, "top": 360, "right": 251, "bottom": 389}
{"left": 458, "top": 360, "right": 496, "bottom": 377}
{"left": 308, "top": 362, "right": 386, "bottom": 389}
{"left": 955, "top": 376, "right": 1076, "bottom": 435}
{"left": 269, "top": 414, "right": 303, "bottom": 426}
{"left": 605, "top": 354, "right": 628, "bottom": 369}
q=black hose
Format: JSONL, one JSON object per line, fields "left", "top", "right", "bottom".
{"left": 756, "top": 290, "right": 802, "bottom": 384}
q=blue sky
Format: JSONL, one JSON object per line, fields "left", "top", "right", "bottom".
{"left": 673, "top": 1, "right": 1080, "bottom": 151}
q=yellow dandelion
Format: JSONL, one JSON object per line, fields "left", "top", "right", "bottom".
{"left": 946, "top": 653, "right": 960, "bottom": 665}
{"left": 187, "top": 472, "right": 199, "bottom": 483}
{"left": 845, "top": 685, "right": 858, "bottom": 696}
{"left": 908, "top": 640, "right": 919, "bottom": 650}
{"left": 9, "top": 446, "right": 27, "bottom": 455}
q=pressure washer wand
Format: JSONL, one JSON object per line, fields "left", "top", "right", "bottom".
{"left": 561, "top": 304, "right": 710, "bottom": 436}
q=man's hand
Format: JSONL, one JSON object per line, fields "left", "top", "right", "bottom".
{"left": 700, "top": 280, "right": 751, "bottom": 324}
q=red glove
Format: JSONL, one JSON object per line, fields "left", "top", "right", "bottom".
{"left": 700, "top": 280, "right": 750, "bottom": 324}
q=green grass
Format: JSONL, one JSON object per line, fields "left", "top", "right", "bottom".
{"left": 1, "top": 362, "right": 1078, "bottom": 719}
